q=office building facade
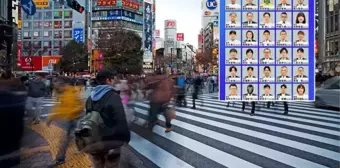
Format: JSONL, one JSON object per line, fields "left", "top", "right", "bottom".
{"left": 19, "top": 0, "right": 86, "bottom": 57}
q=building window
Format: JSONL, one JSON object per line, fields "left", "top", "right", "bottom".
{"left": 53, "top": 49, "right": 60, "bottom": 55}
{"left": 64, "top": 21, "right": 72, "bottom": 28}
{"left": 54, "top": 1, "right": 63, "bottom": 9}
{"left": 54, "top": 21, "right": 62, "bottom": 28}
{"left": 43, "top": 41, "right": 51, "bottom": 48}
{"left": 34, "top": 12, "right": 41, "bottom": 19}
{"left": 23, "top": 32, "right": 31, "bottom": 39}
{"left": 54, "top": 41, "right": 62, "bottom": 48}
{"left": 64, "top": 30, "right": 72, "bottom": 38}
{"left": 43, "top": 49, "right": 52, "bottom": 56}
{"left": 54, "top": 11, "right": 62, "bottom": 19}
{"left": 54, "top": 31, "right": 62, "bottom": 38}
{"left": 64, "top": 11, "right": 72, "bottom": 19}
{"left": 33, "top": 31, "right": 40, "bottom": 38}
{"left": 23, "top": 22, "right": 31, "bottom": 29}
{"left": 43, "top": 31, "right": 52, "bottom": 37}
{"left": 33, "top": 41, "right": 41, "bottom": 48}
{"left": 335, "top": 14, "right": 339, "bottom": 31}
{"left": 23, "top": 41, "right": 31, "bottom": 49}
{"left": 44, "top": 11, "right": 52, "bottom": 19}
{"left": 33, "top": 21, "right": 41, "bottom": 28}
{"left": 44, "top": 21, "right": 52, "bottom": 28}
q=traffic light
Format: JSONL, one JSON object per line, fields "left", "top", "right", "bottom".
{"left": 68, "top": 0, "right": 84, "bottom": 13}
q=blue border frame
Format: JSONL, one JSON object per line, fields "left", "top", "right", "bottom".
{"left": 219, "top": 0, "right": 315, "bottom": 101}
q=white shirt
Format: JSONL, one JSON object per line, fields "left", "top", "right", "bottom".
{"left": 277, "top": 21, "right": 291, "bottom": 26}
{"left": 261, "top": 23, "right": 274, "bottom": 28}
{"left": 226, "top": 21, "right": 240, "bottom": 26}
{"left": 295, "top": 4, "right": 307, "bottom": 8}
{"left": 227, "top": 40, "right": 241, "bottom": 45}
{"left": 227, "top": 3, "right": 241, "bottom": 9}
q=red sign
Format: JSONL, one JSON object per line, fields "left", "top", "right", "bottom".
{"left": 17, "top": 42, "right": 22, "bottom": 66}
{"left": 122, "top": 0, "right": 139, "bottom": 10}
{"left": 154, "top": 30, "right": 160, "bottom": 37}
{"left": 19, "top": 56, "right": 42, "bottom": 71}
{"left": 176, "top": 33, "right": 184, "bottom": 41}
{"left": 97, "top": 0, "right": 116, "bottom": 6}
{"left": 165, "top": 20, "right": 176, "bottom": 28}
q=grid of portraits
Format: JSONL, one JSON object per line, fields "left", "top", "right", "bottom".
{"left": 224, "top": 0, "right": 310, "bottom": 101}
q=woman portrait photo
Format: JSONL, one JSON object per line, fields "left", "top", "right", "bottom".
{"left": 295, "top": 12, "right": 306, "bottom": 24}
{"left": 296, "top": 84, "right": 306, "bottom": 97}
{"left": 244, "top": 30, "right": 256, "bottom": 42}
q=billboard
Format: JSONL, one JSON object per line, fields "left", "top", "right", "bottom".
{"left": 219, "top": 0, "right": 315, "bottom": 101}
{"left": 97, "top": 0, "right": 116, "bottom": 6}
{"left": 92, "top": 50, "right": 104, "bottom": 71}
{"left": 143, "top": 0, "right": 153, "bottom": 64}
{"left": 165, "top": 20, "right": 176, "bottom": 29}
{"left": 73, "top": 28, "right": 84, "bottom": 43}
{"left": 42, "top": 56, "right": 61, "bottom": 71}
{"left": 33, "top": 0, "right": 49, "bottom": 8}
{"left": 154, "top": 29, "right": 160, "bottom": 37}
{"left": 176, "top": 33, "right": 184, "bottom": 41}
{"left": 19, "top": 56, "right": 42, "bottom": 71}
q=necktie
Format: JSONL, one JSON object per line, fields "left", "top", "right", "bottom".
{"left": 283, "top": 21, "right": 285, "bottom": 24}
{"left": 232, "top": 22, "right": 236, "bottom": 24}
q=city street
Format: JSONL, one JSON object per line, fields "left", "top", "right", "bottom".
{"left": 22, "top": 90, "right": 340, "bottom": 168}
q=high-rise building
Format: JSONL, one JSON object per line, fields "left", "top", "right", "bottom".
{"left": 18, "top": 0, "right": 87, "bottom": 71}
{"left": 320, "top": 0, "right": 340, "bottom": 74}
{"left": 200, "top": 0, "right": 219, "bottom": 28}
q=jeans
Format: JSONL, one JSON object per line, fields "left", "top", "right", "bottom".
{"left": 148, "top": 102, "right": 172, "bottom": 129}
{"left": 25, "top": 97, "right": 43, "bottom": 121}
{"left": 55, "top": 119, "right": 78, "bottom": 161}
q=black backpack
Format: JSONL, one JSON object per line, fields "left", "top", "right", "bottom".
{"left": 74, "top": 91, "right": 113, "bottom": 154}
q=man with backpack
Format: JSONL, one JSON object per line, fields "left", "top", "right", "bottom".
{"left": 79, "top": 68, "right": 130, "bottom": 167}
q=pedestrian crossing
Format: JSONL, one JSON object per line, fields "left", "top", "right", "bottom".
{"left": 129, "top": 93, "right": 340, "bottom": 168}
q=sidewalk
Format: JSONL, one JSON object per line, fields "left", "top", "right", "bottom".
{"left": 16, "top": 123, "right": 91, "bottom": 168}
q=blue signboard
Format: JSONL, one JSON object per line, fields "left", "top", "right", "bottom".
{"left": 143, "top": 1, "right": 153, "bottom": 63}
{"left": 73, "top": 28, "right": 84, "bottom": 43}
{"left": 206, "top": 0, "right": 217, "bottom": 10}
{"left": 219, "top": 0, "right": 315, "bottom": 101}
{"left": 107, "top": 9, "right": 136, "bottom": 19}
{"left": 21, "top": 0, "right": 36, "bottom": 15}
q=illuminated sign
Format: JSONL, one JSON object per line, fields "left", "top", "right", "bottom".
{"left": 33, "top": 0, "right": 49, "bottom": 8}
{"left": 122, "top": 0, "right": 139, "bottom": 10}
{"left": 219, "top": 0, "right": 315, "bottom": 101}
{"left": 165, "top": 20, "right": 176, "bottom": 29}
{"left": 97, "top": 0, "right": 116, "bottom": 6}
{"left": 91, "top": 16, "right": 143, "bottom": 24}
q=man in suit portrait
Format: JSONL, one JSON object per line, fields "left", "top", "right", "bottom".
{"left": 260, "top": 48, "right": 273, "bottom": 63}
{"left": 296, "top": 31, "right": 307, "bottom": 43}
{"left": 244, "top": 84, "right": 257, "bottom": 97}
{"left": 277, "top": 0, "right": 291, "bottom": 7}
{"left": 277, "top": 84, "right": 290, "bottom": 97}
{"left": 243, "top": 12, "right": 257, "bottom": 25}
{"left": 244, "top": 67, "right": 256, "bottom": 80}
{"left": 277, "top": 12, "right": 291, "bottom": 26}
{"left": 263, "top": 66, "right": 272, "bottom": 78}
{"left": 226, "top": 13, "right": 240, "bottom": 26}
{"left": 244, "top": 0, "right": 256, "bottom": 7}
{"left": 228, "top": 84, "right": 238, "bottom": 96}
{"left": 294, "top": 48, "right": 307, "bottom": 62}
{"left": 295, "top": 0, "right": 307, "bottom": 8}
{"left": 277, "top": 30, "right": 289, "bottom": 43}
{"left": 228, "top": 66, "right": 240, "bottom": 78}
{"left": 261, "top": 84, "right": 273, "bottom": 97}
{"left": 295, "top": 67, "right": 308, "bottom": 78}
{"left": 277, "top": 66, "right": 290, "bottom": 80}
{"left": 229, "top": 49, "right": 239, "bottom": 60}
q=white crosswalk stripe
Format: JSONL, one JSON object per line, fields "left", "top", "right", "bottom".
{"left": 39, "top": 93, "right": 340, "bottom": 168}
{"left": 128, "top": 93, "right": 340, "bottom": 168}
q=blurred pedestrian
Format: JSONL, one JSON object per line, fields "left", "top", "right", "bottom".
{"left": 191, "top": 72, "right": 202, "bottom": 109}
{"left": 25, "top": 73, "right": 46, "bottom": 124}
{"left": 47, "top": 77, "right": 84, "bottom": 167}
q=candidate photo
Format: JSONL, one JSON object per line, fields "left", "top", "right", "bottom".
{"left": 243, "top": 48, "right": 258, "bottom": 64}
{"left": 260, "top": 48, "right": 274, "bottom": 64}
{"left": 226, "top": 0, "right": 241, "bottom": 9}
{"left": 226, "top": 12, "right": 241, "bottom": 28}
{"left": 242, "top": 12, "right": 257, "bottom": 28}
{"left": 260, "top": 12, "right": 275, "bottom": 28}
{"left": 277, "top": 0, "right": 291, "bottom": 9}
{"left": 294, "top": 12, "right": 309, "bottom": 28}
{"left": 226, "top": 30, "right": 241, "bottom": 46}
{"left": 277, "top": 84, "right": 292, "bottom": 100}
{"left": 260, "top": 0, "right": 274, "bottom": 9}
{"left": 243, "top": 0, "right": 257, "bottom": 9}
{"left": 276, "top": 12, "right": 292, "bottom": 28}
{"left": 260, "top": 30, "right": 274, "bottom": 46}
{"left": 277, "top": 66, "right": 291, "bottom": 82}
{"left": 294, "top": 0, "right": 308, "bottom": 9}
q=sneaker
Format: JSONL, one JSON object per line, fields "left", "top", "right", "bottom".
{"left": 48, "top": 160, "right": 65, "bottom": 168}
{"left": 165, "top": 127, "right": 173, "bottom": 133}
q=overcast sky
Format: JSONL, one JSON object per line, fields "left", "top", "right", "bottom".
{"left": 155, "top": 0, "right": 201, "bottom": 48}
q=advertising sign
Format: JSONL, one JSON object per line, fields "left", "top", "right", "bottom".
{"left": 73, "top": 28, "right": 84, "bottom": 43}
{"left": 154, "top": 29, "right": 160, "bottom": 37}
{"left": 21, "top": 0, "right": 36, "bottom": 15}
{"left": 165, "top": 20, "right": 176, "bottom": 29}
{"left": 33, "top": 0, "right": 49, "bottom": 8}
{"left": 176, "top": 33, "right": 184, "bottom": 41}
{"left": 107, "top": 10, "right": 136, "bottom": 19}
{"left": 122, "top": 0, "right": 139, "bottom": 10}
{"left": 19, "top": 56, "right": 42, "bottom": 71}
{"left": 42, "top": 56, "right": 60, "bottom": 71}
{"left": 206, "top": 0, "right": 217, "bottom": 10}
{"left": 219, "top": 0, "right": 315, "bottom": 101}
{"left": 97, "top": 0, "right": 116, "bottom": 6}
{"left": 143, "top": 1, "right": 153, "bottom": 64}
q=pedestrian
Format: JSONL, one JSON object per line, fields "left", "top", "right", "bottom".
{"left": 192, "top": 72, "right": 202, "bottom": 109}
{"left": 145, "top": 71, "right": 175, "bottom": 132}
{"left": 82, "top": 68, "right": 131, "bottom": 167}
{"left": 242, "top": 84, "right": 256, "bottom": 115}
{"left": 47, "top": 77, "right": 84, "bottom": 167}
{"left": 25, "top": 73, "right": 47, "bottom": 124}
